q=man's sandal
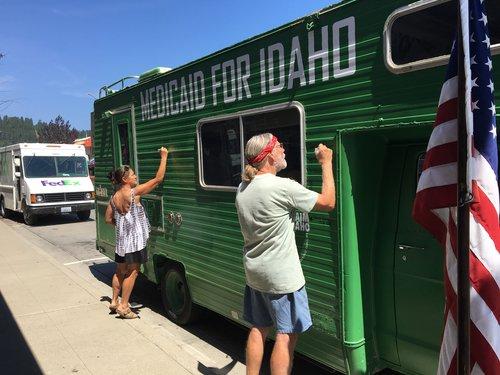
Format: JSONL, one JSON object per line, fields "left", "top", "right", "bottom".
{"left": 116, "top": 307, "right": 138, "bottom": 319}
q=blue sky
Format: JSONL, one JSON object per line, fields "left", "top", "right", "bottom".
{"left": 1, "top": 0, "right": 337, "bottom": 130}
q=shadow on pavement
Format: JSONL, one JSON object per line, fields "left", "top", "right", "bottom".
{"left": 87, "top": 262, "right": 335, "bottom": 374}
{"left": 7, "top": 211, "right": 94, "bottom": 227}
{"left": 0, "top": 292, "right": 43, "bottom": 375}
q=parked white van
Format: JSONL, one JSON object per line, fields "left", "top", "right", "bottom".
{"left": 0, "top": 143, "right": 95, "bottom": 225}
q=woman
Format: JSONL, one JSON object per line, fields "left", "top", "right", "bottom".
{"left": 105, "top": 147, "right": 168, "bottom": 318}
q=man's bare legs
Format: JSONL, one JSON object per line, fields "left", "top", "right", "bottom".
{"left": 111, "top": 263, "right": 126, "bottom": 306}
{"left": 270, "top": 333, "right": 299, "bottom": 375}
{"left": 246, "top": 326, "right": 271, "bottom": 375}
{"left": 118, "top": 263, "right": 140, "bottom": 310}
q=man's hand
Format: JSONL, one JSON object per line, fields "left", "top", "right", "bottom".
{"left": 159, "top": 147, "right": 168, "bottom": 159}
{"left": 315, "top": 143, "right": 333, "bottom": 165}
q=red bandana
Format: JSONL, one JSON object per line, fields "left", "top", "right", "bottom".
{"left": 247, "top": 136, "right": 278, "bottom": 165}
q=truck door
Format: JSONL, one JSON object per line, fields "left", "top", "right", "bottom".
{"left": 393, "top": 145, "right": 444, "bottom": 374}
{"left": 14, "top": 155, "right": 21, "bottom": 204}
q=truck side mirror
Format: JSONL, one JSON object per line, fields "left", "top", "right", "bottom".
{"left": 14, "top": 171, "right": 21, "bottom": 178}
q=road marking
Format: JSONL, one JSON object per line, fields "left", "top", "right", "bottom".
{"left": 64, "top": 256, "right": 109, "bottom": 265}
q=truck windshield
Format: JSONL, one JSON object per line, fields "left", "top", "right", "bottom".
{"left": 23, "top": 156, "right": 89, "bottom": 178}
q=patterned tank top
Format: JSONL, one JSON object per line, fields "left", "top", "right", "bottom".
{"left": 110, "top": 188, "right": 150, "bottom": 256}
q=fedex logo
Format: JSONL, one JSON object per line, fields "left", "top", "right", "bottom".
{"left": 41, "top": 180, "right": 80, "bottom": 186}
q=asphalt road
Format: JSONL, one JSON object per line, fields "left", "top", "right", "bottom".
{"left": 2, "top": 210, "right": 334, "bottom": 375}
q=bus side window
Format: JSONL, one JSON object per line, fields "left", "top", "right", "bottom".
{"left": 242, "top": 107, "right": 303, "bottom": 184}
{"left": 199, "top": 118, "right": 241, "bottom": 188}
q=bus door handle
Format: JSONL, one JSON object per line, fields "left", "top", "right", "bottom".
{"left": 397, "top": 244, "right": 425, "bottom": 251}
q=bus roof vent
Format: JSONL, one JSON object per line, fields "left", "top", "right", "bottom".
{"left": 138, "top": 67, "right": 172, "bottom": 82}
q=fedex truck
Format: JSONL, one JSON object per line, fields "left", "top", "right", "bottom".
{"left": 0, "top": 143, "right": 95, "bottom": 225}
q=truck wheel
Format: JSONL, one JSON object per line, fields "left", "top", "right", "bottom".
{"left": 161, "top": 265, "right": 199, "bottom": 325}
{"left": 23, "top": 209, "right": 37, "bottom": 226}
{"left": 0, "top": 197, "right": 10, "bottom": 219}
{"left": 77, "top": 210, "right": 91, "bottom": 221}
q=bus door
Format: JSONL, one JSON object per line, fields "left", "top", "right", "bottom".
{"left": 96, "top": 108, "right": 137, "bottom": 259}
{"left": 393, "top": 145, "right": 444, "bottom": 374}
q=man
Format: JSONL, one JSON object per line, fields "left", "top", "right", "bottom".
{"left": 235, "top": 133, "right": 335, "bottom": 375}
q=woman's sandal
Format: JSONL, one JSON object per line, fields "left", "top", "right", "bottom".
{"left": 116, "top": 307, "right": 138, "bottom": 319}
{"left": 109, "top": 302, "right": 119, "bottom": 313}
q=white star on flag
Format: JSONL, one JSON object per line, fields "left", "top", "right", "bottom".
{"left": 472, "top": 77, "right": 479, "bottom": 87}
{"left": 489, "top": 102, "right": 496, "bottom": 115}
{"left": 483, "top": 34, "right": 490, "bottom": 47}
{"left": 479, "top": 12, "right": 488, "bottom": 25}
{"left": 486, "top": 57, "right": 492, "bottom": 71}
{"left": 490, "top": 125, "right": 497, "bottom": 139}
{"left": 471, "top": 55, "right": 477, "bottom": 65}
{"left": 487, "top": 79, "right": 494, "bottom": 92}
{"left": 472, "top": 100, "right": 480, "bottom": 111}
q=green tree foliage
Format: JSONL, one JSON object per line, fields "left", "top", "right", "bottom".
{"left": 0, "top": 116, "right": 38, "bottom": 146}
{"left": 36, "top": 115, "right": 79, "bottom": 144}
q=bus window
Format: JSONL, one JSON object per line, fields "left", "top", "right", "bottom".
{"left": 199, "top": 118, "right": 241, "bottom": 188}
{"left": 242, "top": 107, "right": 303, "bottom": 183}
{"left": 386, "top": 0, "right": 499, "bottom": 72}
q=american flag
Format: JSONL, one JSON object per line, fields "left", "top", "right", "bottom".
{"left": 412, "top": 0, "right": 499, "bottom": 374}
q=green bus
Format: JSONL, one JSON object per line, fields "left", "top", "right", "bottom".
{"left": 92, "top": 1, "right": 500, "bottom": 373}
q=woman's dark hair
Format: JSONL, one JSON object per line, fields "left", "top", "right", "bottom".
{"left": 107, "top": 165, "right": 131, "bottom": 186}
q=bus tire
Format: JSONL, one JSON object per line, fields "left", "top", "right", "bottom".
{"left": 77, "top": 210, "right": 91, "bottom": 221}
{"left": 160, "top": 264, "right": 199, "bottom": 325}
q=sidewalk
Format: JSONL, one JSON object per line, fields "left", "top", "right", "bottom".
{"left": 0, "top": 219, "right": 245, "bottom": 375}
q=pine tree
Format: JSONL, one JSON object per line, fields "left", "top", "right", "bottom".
{"left": 36, "top": 115, "right": 79, "bottom": 144}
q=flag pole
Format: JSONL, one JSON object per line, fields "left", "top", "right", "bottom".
{"left": 456, "top": 1, "right": 470, "bottom": 374}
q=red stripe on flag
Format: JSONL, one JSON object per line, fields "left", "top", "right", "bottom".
{"left": 470, "top": 181, "right": 500, "bottom": 250}
{"left": 470, "top": 322, "right": 500, "bottom": 374}
{"left": 435, "top": 98, "right": 458, "bottom": 127}
{"left": 414, "top": 185, "right": 457, "bottom": 211}
{"left": 469, "top": 250, "right": 500, "bottom": 321}
{"left": 413, "top": 203, "right": 448, "bottom": 247}
{"left": 422, "top": 142, "right": 458, "bottom": 171}
{"left": 447, "top": 352, "right": 457, "bottom": 375}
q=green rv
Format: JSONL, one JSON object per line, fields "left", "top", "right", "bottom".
{"left": 92, "top": 0, "right": 500, "bottom": 373}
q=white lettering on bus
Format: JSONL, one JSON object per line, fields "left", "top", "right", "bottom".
{"left": 169, "top": 79, "right": 179, "bottom": 115}
{"left": 148, "top": 87, "right": 157, "bottom": 119}
{"left": 211, "top": 64, "right": 221, "bottom": 106}
{"left": 222, "top": 60, "right": 236, "bottom": 104}
{"left": 259, "top": 48, "right": 266, "bottom": 95}
{"left": 140, "top": 91, "right": 150, "bottom": 121}
{"left": 179, "top": 76, "right": 190, "bottom": 113}
{"left": 137, "top": 16, "right": 356, "bottom": 121}
{"left": 193, "top": 71, "right": 206, "bottom": 110}
{"left": 287, "top": 36, "right": 306, "bottom": 89}
{"left": 156, "top": 85, "right": 166, "bottom": 118}
{"left": 236, "top": 54, "right": 252, "bottom": 100}
{"left": 333, "top": 16, "right": 356, "bottom": 79}
{"left": 268, "top": 43, "right": 285, "bottom": 94}
{"left": 308, "top": 25, "right": 329, "bottom": 84}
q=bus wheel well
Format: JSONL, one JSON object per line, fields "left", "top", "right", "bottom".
{"left": 152, "top": 254, "right": 186, "bottom": 282}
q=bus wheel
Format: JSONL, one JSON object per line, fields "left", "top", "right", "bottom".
{"left": 161, "top": 265, "right": 199, "bottom": 325}
{"left": 77, "top": 210, "right": 91, "bottom": 221}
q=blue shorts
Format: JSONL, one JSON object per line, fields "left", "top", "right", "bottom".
{"left": 243, "top": 285, "right": 312, "bottom": 334}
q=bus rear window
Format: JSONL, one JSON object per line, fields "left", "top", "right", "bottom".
{"left": 388, "top": 0, "right": 499, "bottom": 69}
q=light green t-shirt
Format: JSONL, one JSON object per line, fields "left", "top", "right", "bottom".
{"left": 235, "top": 173, "right": 318, "bottom": 294}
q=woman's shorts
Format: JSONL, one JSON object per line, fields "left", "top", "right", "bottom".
{"left": 243, "top": 285, "right": 312, "bottom": 334}
{"left": 115, "top": 248, "right": 148, "bottom": 264}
